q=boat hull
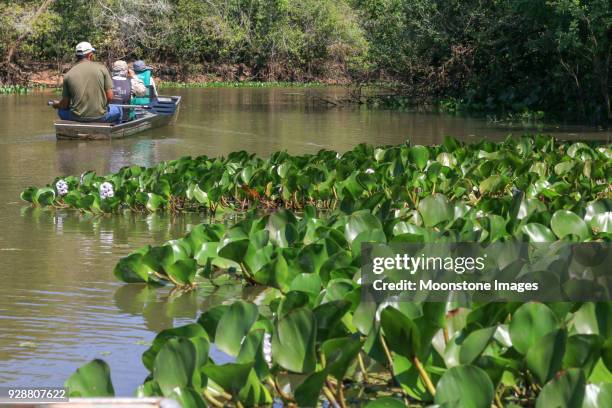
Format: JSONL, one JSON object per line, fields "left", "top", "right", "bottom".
{"left": 55, "top": 96, "right": 180, "bottom": 140}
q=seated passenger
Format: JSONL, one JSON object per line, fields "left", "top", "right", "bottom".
{"left": 110, "top": 60, "right": 147, "bottom": 122}
{"left": 131, "top": 60, "right": 158, "bottom": 105}
{"left": 52, "top": 41, "right": 121, "bottom": 123}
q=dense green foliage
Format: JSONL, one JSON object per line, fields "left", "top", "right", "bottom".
{"left": 21, "top": 136, "right": 612, "bottom": 218}
{"left": 55, "top": 137, "right": 612, "bottom": 406}
{"left": 1, "top": 0, "right": 609, "bottom": 121}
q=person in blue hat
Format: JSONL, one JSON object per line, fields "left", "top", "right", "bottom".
{"left": 51, "top": 41, "right": 121, "bottom": 123}
{"left": 131, "top": 60, "right": 158, "bottom": 106}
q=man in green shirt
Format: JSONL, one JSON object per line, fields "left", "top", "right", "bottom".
{"left": 52, "top": 42, "right": 121, "bottom": 123}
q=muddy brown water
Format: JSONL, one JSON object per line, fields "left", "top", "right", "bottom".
{"left": 0, "top": 87, "right": 609, "bottom": 395}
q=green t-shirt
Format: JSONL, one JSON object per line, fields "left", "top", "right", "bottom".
{"left": 62, "top": 60, "right": 113, "bottom": 119}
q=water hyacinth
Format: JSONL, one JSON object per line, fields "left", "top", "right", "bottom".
{"left": 55, "top": 179, "right": 68, "bottom": 196}
{"left": 262, "top": 332, "right": 272, "bottom": 367}
{"left": 99, "top": 182, "right": 114, "bottom": 199}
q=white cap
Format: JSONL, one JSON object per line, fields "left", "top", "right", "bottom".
{"left": 75, "top": 41, "right": 95, "bottom": 56}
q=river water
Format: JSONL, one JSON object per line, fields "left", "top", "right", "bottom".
{"left": 0, "top": 87, "right": 609, "bottom": 395}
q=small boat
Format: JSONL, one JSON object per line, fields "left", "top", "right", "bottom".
{"left": 55, "top": 96, "right": 181, "bottom": 140}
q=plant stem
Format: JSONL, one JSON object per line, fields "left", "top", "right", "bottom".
{"left": 322, "top": 385, "right": 340, "bottom": 408}
{"left": 336, "top": 380, "right": 348, "bottom": 408}
{"left": 267, "top": 377, "right": 294, "bottom": 403}
{"left": 379, "top": 335, "right": 394, "bottom": 370}
{"left": 202, "top": 390, "right": 225, "bottom": 408}
{"left": 357, "top": 352, "right": 369, "bottom": 382}
{"left": 413, "top": 356, "right": 436, "bottom": 397}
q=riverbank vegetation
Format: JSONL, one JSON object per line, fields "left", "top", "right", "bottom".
{"left": 1, "top": 1, "right": 609, "bottom": 122}
{"left": 22, "top": 136, "right": 612, "bottom": 406}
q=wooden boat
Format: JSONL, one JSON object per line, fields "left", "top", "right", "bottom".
{"left": 55, "top": 96, "right": 181, "bottom": 140}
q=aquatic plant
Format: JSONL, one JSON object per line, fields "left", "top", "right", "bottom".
{"left": 20, "top": 136, "right": 612, "bottom": 217}
{"left": 55, "top": 136, "right": 610, "bottom": 406}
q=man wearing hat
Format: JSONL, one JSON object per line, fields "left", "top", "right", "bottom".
{"left": 110, "top": 60, "right": 147, "bottom": 122}
{"left": 51, "top": 41, "right": 121, "bottom": 123}
{"left": 131, "top": 60, "right": 158, "bottom": 106}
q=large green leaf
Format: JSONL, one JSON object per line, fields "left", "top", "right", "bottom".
{"left": 215, "top": 301, "right": 259, "bottom": 356}
{"left": 525, "top": 329, "right": 566, "bottom": 384}
{"left": 168, "top": 387, "right": 207, "bottom": 408}
{"left": 582, "top": 383, "right": 612, "bottom": 408}
{"left": 153, "top": 338, "right": 198, "bottom": 396}
{"left": 409, "top": 146, "right": 430, "bottom": 170}
{"left": 418, "top": 194, "right": 452, "bottom": 227}
{"left": 364, "top": 397, "right": 407, "bottom": 408}
{"left": 142, "top": 323, "right": 209, "bottom": 371}
{"left": 509, "top": 302, "right": 559, "bottom": 355}
{"left": 535, "top": 368, "right": 585, "bottom": 408}
{"left": 272, "top": 307, "right": 317, "bottom": 373}
{"left": 345, "top": 210, "right": 383, "bottom": 244}
{"left": 65, "top": 359, "right": 115, "bottom": 397}
{"left": 551, "top": 210, "right": 590, "bottom": 240}
{"left": 380, "top": 306, "right": 420, "bottom": 359}
{"left": 459, "top": 326, "right": 497, "bottom": 365}
{"left": 434, "top": 365, "right": 494, "bottom": 408}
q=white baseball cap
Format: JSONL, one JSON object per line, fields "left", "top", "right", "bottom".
{"left": 75, "top": 41, "right": 95, "bottom": 56}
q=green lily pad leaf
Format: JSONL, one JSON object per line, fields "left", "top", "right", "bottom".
{"left": 434, "top": 365, "right": 494, "bottom": 408}
{"left": 272, "top": 307, "right": 317, "bottom": 373}
{"left": 393, "top": 354, "right": 430, "bottom": 401}
{"left": 266, "top": 210, "right": 298, "bottom": 247}
{"left": 535, "top": 368, "right": 585, "bottom": 408}
{"left": 380, "top": 306, "right": 420, "bottom": 359}
{"left": 65, "top": 359, "right": 115, "bottom": 397}
{"left": 168, "top": 387, "right": 206, "bottom": 408}
{"left": 364, "top": 397, "right": 407, "bottom": 407}
{"left": 289, "top": 273, "right": 322, "bottom": 295}
{"left": 459, "top": 326, "right": 497, "bottom": 365}
{"left": 563, "top": 334, "right": 602, "bottom": 377}
{"left": 164, "top": 259, "right": 197, "bottom": 285}
{"left": 34, "top": 187, "right": 56, "bottom": 206}
{"left": 197, "top": 304, "right": 229, "bottom": 342}
{"left": 142, "top": 323, "right": 209, "bottom": 371}
{"left": 409, "top": 146, "right": 430, "bottom": 170}
{"left": 345, "top": 210, "right": 384, "bottom": 244}
{"left": 153, "top": 338, "right": 198, "bottom": 396}
{"left": 521, "top": 223, "right": 556, "bottom": 242}
{"left": 509, "top": 302, "right": 559, "bottom": 355}
{"left": 437, "top": 152, "right": 457, "bottom": 168}
{"left": 215, "top": 301, "right": 259, "bottom": 357}
{"left": 113, "top": 252, "right": 155, "bottom": 283}
{"left": 479, "top": 174, "right": 504, "bottom": 195}
{"left": 294, "top": 370, "right": 328, "bottom": 407}
{"left": 582, "top": 383, "right": 612, "bottom": 408}
{"left": 322, "top": 335, "right": 362, "bottom": 381}
{"left": 202, "top": 362, "right": 252, "bottom": 395}
{"left": 313, "top": 300, "right": 351, "bottom": 342}
{"left": 218, "top": 235, "right": 250, "bottom": 264}
{"left": 526, "top": 329, "right": 566, "bottom": 384}
{"left": 418, "top": 194, "right": 452, "bottom": 228}
{"left": 146, "top": 192, "right": 166, "bottom": 212}
{"left": 551, "top": 210, "right": 590, "bottom": 240}
{"left": 585, "top": 200, "right": 612, "bottom": 234}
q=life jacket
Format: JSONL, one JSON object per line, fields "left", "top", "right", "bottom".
{"left": 111, "top": 77, "right": 132, "bottom": 121}
{"left": 132, "top": 70, "right": 153, "bottom": 105}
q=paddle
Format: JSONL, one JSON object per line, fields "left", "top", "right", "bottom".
{"left": 47, "top": 97, "right": 177, "bottom": 115}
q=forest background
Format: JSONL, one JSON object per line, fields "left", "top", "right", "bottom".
{"left": 0, "top": 0, "right": 610, "bottom": 123}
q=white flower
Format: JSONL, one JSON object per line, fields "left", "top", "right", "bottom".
{"left": 79, "top": 172, "right": 85, "bottom": 185}
{"left": 365, "top": 168, "right": 375, "bottom": 174}
{"left": 99, "top": 182, "right": 114, "bottom": 199}
{"left": 263, "top": 332, "right": 272, "bottom": 367}
{"left": 336, "top": 153, "right": 342, "bottom": 159}
{"left": 55, "top": 179, "right": 68, "bottom": 196}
